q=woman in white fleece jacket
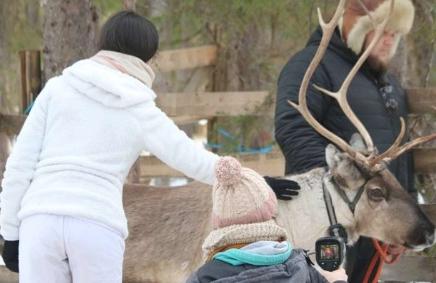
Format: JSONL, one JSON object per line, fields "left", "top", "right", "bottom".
{"left": 0, "top": 11, "right": 300, "bottom": 283}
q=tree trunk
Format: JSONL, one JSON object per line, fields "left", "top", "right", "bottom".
{"left": 390, "top": 39, "right": 409, "bottom": 87}
{"left": 42, "top": 0, "right": 98, "bottom": 80}
{"left": 0, "top": 1, "right": 8, "bottom": 66}
{"left": 0, "top": 0, "right": 15, "bottom": 113}
{"left": 406, "top": 0, "right": 434, "bottom": 87}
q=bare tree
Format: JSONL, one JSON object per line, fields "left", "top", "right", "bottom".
{"left": 408, "top": 0, "right": 434, "bottom": 87}
{"left": 42, "top": 0, "right": 99, "bottom": 80}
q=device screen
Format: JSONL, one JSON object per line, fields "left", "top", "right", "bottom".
{"left": 319, "top": 244, "right": 339, "bottom": 260}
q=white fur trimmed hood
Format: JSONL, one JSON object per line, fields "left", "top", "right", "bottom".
{"left": 344, "top": 0, "right": 415, "bottom": 54}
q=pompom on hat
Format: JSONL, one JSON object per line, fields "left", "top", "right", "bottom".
{"left": 340, "top": 0, "right": 415, "bottom": 54}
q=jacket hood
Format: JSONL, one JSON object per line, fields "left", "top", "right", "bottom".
{"left": 62, "top": 59, "right": 156, "bottom": 108}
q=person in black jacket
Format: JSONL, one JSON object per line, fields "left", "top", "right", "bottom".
{"left": 275, "top": 0, "right": 415, "bottom": 282}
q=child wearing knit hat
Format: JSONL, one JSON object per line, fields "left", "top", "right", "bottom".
{"left": 187, "top": 156, "right": 348, "bottom": 283}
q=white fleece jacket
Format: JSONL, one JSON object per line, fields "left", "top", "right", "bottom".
{"left": 0, "top": 59, "right": 219, "bottom": 240}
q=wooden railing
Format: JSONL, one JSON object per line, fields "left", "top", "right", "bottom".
{"left": 2, "top": 88, "right": 435, "bottom": 176}
{"left": 153, "top": 45, "right": 218, "bottom": 72}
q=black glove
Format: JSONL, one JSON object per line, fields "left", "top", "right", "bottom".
{"left": 264, "top": 176, "right": 300, "bottom": 200}
{"left": 2, "top": 240, "right": 19, "bottom": 273}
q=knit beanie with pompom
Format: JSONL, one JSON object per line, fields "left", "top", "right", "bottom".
{"left": 212, "top": 156, "right": 278, "bottom": 228}
{"left": 202, "top": 157, "right": 287, "bottom": 258}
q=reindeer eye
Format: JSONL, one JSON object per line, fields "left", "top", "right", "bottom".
{"left": 367, "top": 187, "right": 385, "bottom": 201}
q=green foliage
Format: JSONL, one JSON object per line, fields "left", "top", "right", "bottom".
{"left": 93, "top": 0, "right": 123, "bottom": 22}
{"left": 149, "top": 0, "right": 207, "bottom": 48}
{"left": 7, "top": 0, "right": 43, "bottom": 52}
{"left": 145, "top": 0, "right": 339, "bottom": 49}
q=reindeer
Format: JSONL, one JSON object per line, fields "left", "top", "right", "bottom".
{"left": 277, "top": 0, "right": 436, "bottom": 252}
{"left": 121, "top": 1, "right": 436, "bottom": 282}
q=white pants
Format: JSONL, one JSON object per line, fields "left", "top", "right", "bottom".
{"left": 19, "top": 214, "right": 125, "bottom": 283}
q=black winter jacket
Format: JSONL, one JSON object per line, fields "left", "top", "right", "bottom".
{"left": 275, "top": 27, "right": 414, "bottom": 194}
{"left": 187, "top": 249, "right": 338, "bottom": 283}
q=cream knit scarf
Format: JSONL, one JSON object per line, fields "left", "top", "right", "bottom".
{"left": 91, "top": 50, "right": 155, "bottom": 88}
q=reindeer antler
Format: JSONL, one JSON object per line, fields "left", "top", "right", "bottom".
{"left": 368, "top": 117, "right": 406, "bottom": 166}
{"left": 288, "top": 0, "right": 436, "bottom": 170}
{"left": 287, "top": 0, "right": 368, "bottom": 163}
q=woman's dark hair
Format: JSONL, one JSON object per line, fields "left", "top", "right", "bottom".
{"left": 98, "top": 11, "right": 159, "bottom": 63}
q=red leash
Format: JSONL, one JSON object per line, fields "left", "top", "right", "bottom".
{"left": 362, "top": 239, "right": 404, "bottom": 283}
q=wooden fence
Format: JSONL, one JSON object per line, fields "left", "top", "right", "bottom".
{"left": 0, "top": 45, "right": 435, "bottom": 282}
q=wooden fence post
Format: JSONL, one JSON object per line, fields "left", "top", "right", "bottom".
{"left": 0, "top": 132, "right": 11, "bottom": 185}
{"left": 19, "top": 50, "right": 42, "bottom": 113}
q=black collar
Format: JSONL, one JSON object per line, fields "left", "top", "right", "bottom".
{"left": 322, "top": 172, "right": 368, "bottom": 243}
{"left": 323, "top": 172, "right": 367, "bottom": 215}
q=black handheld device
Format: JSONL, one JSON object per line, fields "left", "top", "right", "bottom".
{"left": 315, "top": 236, "right": 345, "bottom": 271}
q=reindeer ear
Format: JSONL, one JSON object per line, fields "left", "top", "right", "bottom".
{"left": 326, "top": 143, "right": 342, "bottom": 169}
{"left": 350, "top": 133, "right": 367, "bottom": 152}
{"left": 326, "top": 143, "right": 366, "bottom": 190}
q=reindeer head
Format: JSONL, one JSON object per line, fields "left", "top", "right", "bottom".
{"left": 326, "top": 134, "right": 435, "bottom": 250}
{"left": 288, "top": 0, "right": 436, "bottom": 250}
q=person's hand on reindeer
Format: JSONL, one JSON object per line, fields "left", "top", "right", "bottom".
{"left": 263, "top": 176, "right": 300, "bottom": 200}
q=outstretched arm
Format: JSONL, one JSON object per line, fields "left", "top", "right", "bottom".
{"left": 138, "top": 101, "right": 219, "bottom": 185}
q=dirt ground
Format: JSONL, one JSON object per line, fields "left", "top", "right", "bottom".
{"left": 0, "top": 266, "right": 18, "bottom": 283}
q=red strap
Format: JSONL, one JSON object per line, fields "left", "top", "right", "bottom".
{"left": 362, "top": 239, "right": 404, "bottom": 283}
{"left": 362, "top": 252, "right": 380, "bottom": 283}
{"left": 372, "top": 239, "right": 404, "bottom": 264}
